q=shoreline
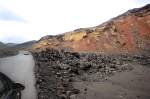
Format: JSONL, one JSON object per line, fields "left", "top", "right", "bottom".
{"left": 0, "top": 51, "right": 37, "bottom": 99}
{"left": 0, "top": 49, "right": 19, "bottom": 58}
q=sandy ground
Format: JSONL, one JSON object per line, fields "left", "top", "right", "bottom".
{"left": 0, "top": 51, "right": 37, "bottom": 99}
{"left": 72, "top": 64, "right": 150, "bottom": 99}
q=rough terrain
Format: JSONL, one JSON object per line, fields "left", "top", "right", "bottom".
{"left": 32, "top": 49, "right": 150, "bottom": 99}
{"left": 31, "top": 4, "right": 150, "bottom": 99}
{"left": 73, "top": 64, "right": 150, "bottom": 99}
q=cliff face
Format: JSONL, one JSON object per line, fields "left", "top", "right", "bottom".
{"left": 32, "top": 4, "right": 150, "bottom": 53}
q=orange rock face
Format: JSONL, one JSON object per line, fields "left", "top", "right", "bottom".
{"left": 32, "top": 4, "right": 150, "bottom": 53}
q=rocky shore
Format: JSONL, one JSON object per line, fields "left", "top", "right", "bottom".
{"left": 32, "top": 49, "right": 150, "bottom": 99}
{"left": 0, "top": 49, "right": 18, "bottom": 58}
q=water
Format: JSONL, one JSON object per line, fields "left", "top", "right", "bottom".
{"left": 0, "top": 51, "right": 37, "bottom": 99}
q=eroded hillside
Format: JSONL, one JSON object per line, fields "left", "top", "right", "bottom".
{"left": 32, "top": 4, "right": 150, "bottom": 53}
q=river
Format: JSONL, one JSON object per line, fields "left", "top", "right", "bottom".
{"left": 0, "top": 51, "right": 37, "bottom": 99}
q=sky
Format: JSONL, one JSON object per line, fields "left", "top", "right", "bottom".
{"left": 0, "top": 0, "right": 149, "bottom": 43}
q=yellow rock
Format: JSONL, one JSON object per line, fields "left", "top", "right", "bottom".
{"left": 64, "top": 31, "right": 87, "bottom": 41}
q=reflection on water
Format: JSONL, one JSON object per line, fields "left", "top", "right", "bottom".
{"left": 0, "top": 51, "right": 36, "bottom": 99}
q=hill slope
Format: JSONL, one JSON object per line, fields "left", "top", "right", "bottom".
{"left": 12, "top": 40, "right": 36, "bottom": 50}
{"left": 32, "top": 4, "right": 150, "bottom": 53}
{"left": 0, "top": 41, "right": 36, "bottom": 58}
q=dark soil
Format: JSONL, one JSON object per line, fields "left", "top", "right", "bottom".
{"left": 32, "top": 49, "right": 150, "bottom": 99}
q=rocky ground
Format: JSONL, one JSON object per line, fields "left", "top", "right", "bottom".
{"left": 72, "top": 63, "right": 150, "bottom": 99}
{"left": 32, "top": 49, "right": 150, "bottom": 99}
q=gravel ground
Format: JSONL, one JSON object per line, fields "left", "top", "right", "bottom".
{"left": 72, "top": 64, "right": 150, "bottom": 99}
{"left": 32, "top": 49, "right": 150, "bottom": 99}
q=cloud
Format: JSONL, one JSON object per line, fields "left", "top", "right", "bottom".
{"left": 136, "top": 0, "right": 150, "bottom": 4}
{"left": 0, "top": 36, "right": 27, "bottom": 43}
{"left": 0, "top": 7, "right": 24, "bottom": 22}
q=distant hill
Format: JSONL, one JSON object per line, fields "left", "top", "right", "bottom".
{"left": 32, "top": 4, "right": 150, "bottom": 53}
{"left": 12, "top": 40, "right": 36, "bottom": 50}
{"left": 0, "top": 41, "right": 17, "bottom": 58}
{"left": 0, "top": 42, "right": 16, "bottom": 49}
{"left": 0, "top": 42, "right": 7, "bottom": 49}
{"left": 0, "top": 40, "right": 36, "bottom": 58}
{"left": 0, "top": 42, "right": 4, "bottom": 45}
{"left": 6, "top": 43, "right": 17, "bottom": 47}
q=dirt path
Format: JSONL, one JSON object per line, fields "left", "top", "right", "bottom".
{"left": 0, "top": 51, "right": 37, "bottom": 99}
{"left": 73, "top": 64, "right": 150, "bottom": 99}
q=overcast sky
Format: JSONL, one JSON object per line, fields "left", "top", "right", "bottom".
{"left": 0, "top": 0, "right": 149, "bottom": 43}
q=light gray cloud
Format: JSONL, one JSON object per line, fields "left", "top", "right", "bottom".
{"left": 0, "top": 36, "right": 27, "bottom": 43}
{"left": 0, "top": 7, "right": 24, "bottom": 22}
